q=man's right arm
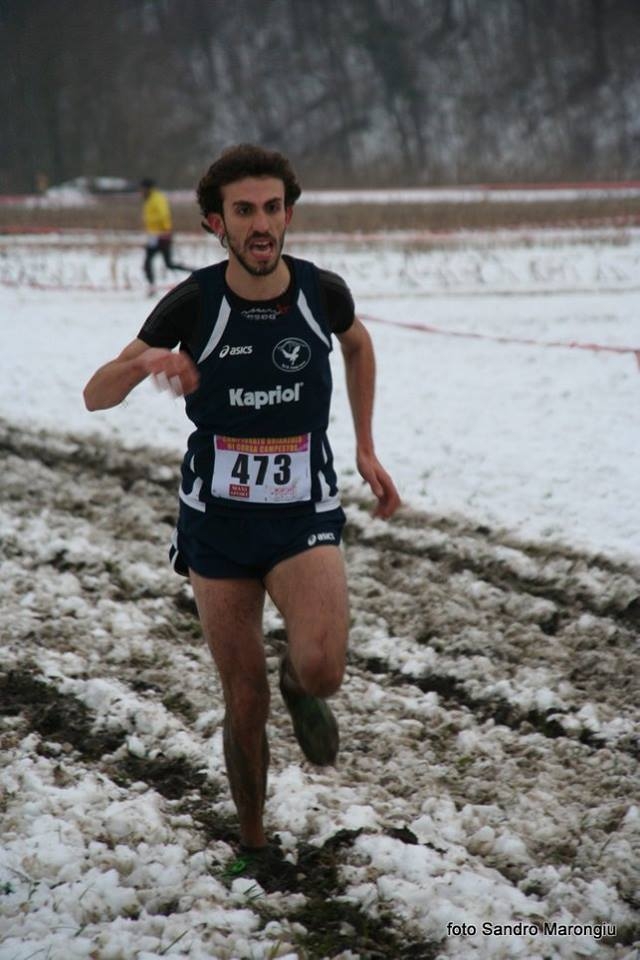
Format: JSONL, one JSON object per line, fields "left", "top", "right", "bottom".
{"left": 83, "top": 337, "right": 199, "bottom": 411}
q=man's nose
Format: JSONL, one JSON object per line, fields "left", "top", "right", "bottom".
{"left": 252, "top": 208, "right": 270, "bottom": 232}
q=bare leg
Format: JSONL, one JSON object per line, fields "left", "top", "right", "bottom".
{"left": 222, "top": 713, "right": 269, "bottom": 844}
{"left": 265, "top": 546, "right": 349, "bottom": 763}
{"left": 265, "top": 545, "right": 349, "bottom": 698}
{"left": 189, "top": 571, "right": 269, "bottom": 848}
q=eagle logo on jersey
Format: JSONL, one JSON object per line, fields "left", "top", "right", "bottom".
{"left": 272, "top": 337, "right": 311, "bottom": 372}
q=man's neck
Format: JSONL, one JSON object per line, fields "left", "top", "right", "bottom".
{"left": 224, "top": 256, "right": 290, "bottom": 302}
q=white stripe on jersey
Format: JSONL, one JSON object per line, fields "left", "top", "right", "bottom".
{"left": 297, "top": 289, "right": 331, "bottom": 348}
{"left": 315, "top": 492, "right": 341, "bottom": 513}
{"left": 197, "top": 297, "right": 231, "bottom": 364}
{"left": 314, "top": 435, "right": 341, "bottom": 512}
{"left": 169, "top": 528, "right": 181, "bottom": 570}
{"left": 179, "top": 477, "right": 206, "bottom": 512}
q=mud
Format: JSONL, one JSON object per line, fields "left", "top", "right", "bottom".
{"left": 1, "top": 417, "right": 638, "bottom": 956}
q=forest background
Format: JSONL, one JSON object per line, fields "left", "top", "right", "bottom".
{"left": 2, "top": 0, "right": 640, "bottom": 195}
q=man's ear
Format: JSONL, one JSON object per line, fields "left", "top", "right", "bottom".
{"left": 206, "top": 212, "right": 224, "bottom": 239}
{"left": 285, "top": 206, "right": 293, "bottom": 227}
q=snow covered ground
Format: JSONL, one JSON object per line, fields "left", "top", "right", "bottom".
{"left": 2, "top": 225, "right": 639, "bottom": 560}
{"left": 0, "top": 226, "right": 638, "bottom": 959}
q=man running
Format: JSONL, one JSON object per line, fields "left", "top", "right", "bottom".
{"left": 84, "top": 144, "right": 400, "bottom": 878}
{"left": 140, "top": 177, "right": 193, "bottom": 295}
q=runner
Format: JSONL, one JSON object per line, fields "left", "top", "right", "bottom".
{"left": 140, "top": 177, "right": 193, "bottom": 295}
{"left": 84, "top": 144, "right": 400, "bottom": 880}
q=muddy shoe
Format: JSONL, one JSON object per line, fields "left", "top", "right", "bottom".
{"left": 222, "top": 844, "right": 298, "bottom": 893}
{"left": 279, "top": 656, "right": 339, "bottom": 766}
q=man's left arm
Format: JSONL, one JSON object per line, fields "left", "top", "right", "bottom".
{"left": 337, "top": 317, "right": 401, "bottom": 519}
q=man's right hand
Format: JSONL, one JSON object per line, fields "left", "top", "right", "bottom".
{"left": 84, "top": 339, "right": 199, "bottom": 411}
{"left": 138, "top": 347, "right": 200, "bottom": 397}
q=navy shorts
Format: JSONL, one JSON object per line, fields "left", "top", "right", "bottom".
{"left": 169, "top": 503, "right": 346, "bottom": 579}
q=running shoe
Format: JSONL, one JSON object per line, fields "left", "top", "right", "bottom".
{"left": 279, "top": 655, "right": 339, "bottom": 766}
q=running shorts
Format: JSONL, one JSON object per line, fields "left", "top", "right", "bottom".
{"left": 169, "top": 503, "right": 346, "bottom": 579}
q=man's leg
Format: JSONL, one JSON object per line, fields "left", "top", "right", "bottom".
{"left": 189, "top": 571, "right": 270, "bottom": 848}
{"left": 143, "top": 244, "right": 156, "bottom": 285}
{"left": 159, "top": 236, "right": 192, "bottom": 273}
{"left": 264, "top": 546, "right": 349, "bottom": 761}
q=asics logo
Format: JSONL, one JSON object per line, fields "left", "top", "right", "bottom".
{"left": 228, "top": 382, "right": 303, "bottom": 409}
{"left": 307, "top": 531, "right": 336, "bottom": 546}
{"left": 219, "top": 344, "right": 253, "bottom": 358}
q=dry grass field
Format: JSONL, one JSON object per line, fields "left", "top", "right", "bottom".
{"left": 2, "top": 193, "right": 640, "bottom": 235}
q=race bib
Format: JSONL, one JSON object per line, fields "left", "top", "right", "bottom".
{"left": 212, "top": 435, "right": 311, "bottom": 504}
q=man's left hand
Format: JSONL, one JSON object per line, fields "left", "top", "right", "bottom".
{"left": 356, "top": 452, "right": 401, "bottom": 519}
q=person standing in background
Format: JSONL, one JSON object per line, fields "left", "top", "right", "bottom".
{"left": 140, "top": 177, "right": 193, "bottom": 295}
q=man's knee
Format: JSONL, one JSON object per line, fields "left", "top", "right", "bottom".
{"left": 294, "top": 644, "right": 346, "bottom": 699}
{"left": 225, "top": 672, "right": 271, "bottom": 726}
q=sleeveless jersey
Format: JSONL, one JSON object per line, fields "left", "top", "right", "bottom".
{"left": 179, "top": 256, "right": 340, "bottom": 516}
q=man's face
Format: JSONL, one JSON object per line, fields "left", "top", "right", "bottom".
{"left": 207, "top": 177, "right": 292, "bottom": 277}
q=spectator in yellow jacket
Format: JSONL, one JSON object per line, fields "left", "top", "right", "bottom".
{"left": 140, "top": 178, "right": 193, "bottom": 295}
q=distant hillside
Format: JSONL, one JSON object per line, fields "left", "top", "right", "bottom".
{"left": 2, "top": 0, "right": 639, "bottom": 193}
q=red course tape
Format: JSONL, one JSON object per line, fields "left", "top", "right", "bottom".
{"left": 360, "top": 314, "right": 640, "bottom": 372}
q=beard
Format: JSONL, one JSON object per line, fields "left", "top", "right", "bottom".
{"left": 224, "top": 228, "right": 286, "bottom": 278}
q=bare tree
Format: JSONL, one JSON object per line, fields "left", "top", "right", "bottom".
{"left": 1, "top": 0, "right": 639, "bottom": 192}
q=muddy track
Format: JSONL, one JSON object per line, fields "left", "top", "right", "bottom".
{"left": 1, "top": 417, "right": 639, "bottom": 955}
{"left": 5, "top": 417, "right": 638, "bottom": 747}
{"left": 342, "top": 505, "right": 640, "bottom": 757}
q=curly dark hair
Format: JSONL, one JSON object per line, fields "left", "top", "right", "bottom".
{"left": 197, "top": 144, "right": 302, "bottom": 219}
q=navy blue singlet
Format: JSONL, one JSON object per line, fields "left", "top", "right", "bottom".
{"left": 179, "top": 256, "right": 340, "bottom": 516}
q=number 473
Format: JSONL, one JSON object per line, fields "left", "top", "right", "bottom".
{"left": 230, "top": 453, "right": 292, "bottom": 486}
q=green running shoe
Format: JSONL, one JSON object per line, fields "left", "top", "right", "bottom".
{"left": 279, "top": 656, "right": 339, "bottom": 766}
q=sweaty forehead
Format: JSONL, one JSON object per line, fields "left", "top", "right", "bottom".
{"left": 221, "top": 176, "right": 285, "bottom": 206}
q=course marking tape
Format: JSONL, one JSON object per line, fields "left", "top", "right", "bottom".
{"left": 360, "top": 313, "right": 640, "bottom": 371}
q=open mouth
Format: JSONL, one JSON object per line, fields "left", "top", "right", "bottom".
{"left": 247, "top": 235, "right": 275, "bottom": 261}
